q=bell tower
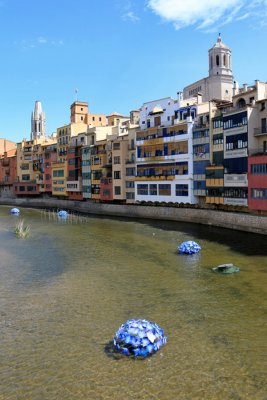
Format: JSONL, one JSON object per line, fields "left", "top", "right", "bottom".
{"left": 207, "top": 34, "right": 234, "bottom": 101}
{"left": 31, "top": 101, "right": 46, "bottom": 140}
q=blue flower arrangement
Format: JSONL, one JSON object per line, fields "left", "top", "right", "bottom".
{"left": 178, "top": 240, "right": 201, "bottom": 255}
{"left": 57, "top": 210, "right": 68, "bottom": 219}
{"left": 114, "top": 319, "right": 167, "bottom": 358}
{"left": 10, "top": 208, "right": 20, "bottom": 215}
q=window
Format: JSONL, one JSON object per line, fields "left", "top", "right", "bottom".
{"left": 82, "top": 172, "right": 91, "bottom": 179}
{"left": 113, "top": 143, "right": 120, "bottom": 150}
{"left": 251, "top": 188, "right": 267, "bottom": 199}
{"left": 261, "top": 118, "right": 267, "bottom": 134}
{"left": 216, "top": 55, "right": 219, "bottom": 66}
{"left": 99, "top": 117, "right": 102, "bottom": 122}
{"left": 126, "top": 167, "right": 135, "bottom": 176}
{"left": 81, "top": 108, "right": 83, "bottom": 111}
{"left": 176, "top": 184, "right": 188, "bottom": 196}
{"left": 81, "top": 116, "right": 84, "bottom": 121}
{"left": 251, "top": 163, "right": 267, "bottom": 174}
{"left": 154, "top": 116, "right": 161, "bottom": 126}
{"left": 114, "top": 186, "right": 121, "bottom": 195}
{"left": 53, "top": 170, "right": 64, "bottom": 177}
{"left": 149, "top": 184, "right": 157, "bottom": 196}
{"left": 21, "top": 163, "right": 29, "bottom": 170}
{"left": 82, "top": 160, "right": 90, "bottom": 166}
{"left": 114, "top": 171, "right": 121, "bottom": 179}
{"left": 126, "top": 181, "right": 134, "bottom": 188}
{"left": 158, "top": 184, "right": 171, "bottom": 196}
{"left": 137, "top": 184, "right": 148, "bottom": 195}
{"left": 22, "top": 174, "right": 30, "bottom": 181}
{"left": 261, "top": 102, "right": 265, "bottom": 111}
{"left": 126, "top": 192, "right": 135, "bottom": 199}
{"left": 114, "top": 156, "right": 120, "bottom": 164}
{"left": 92, "top": 117, "right": 95, "bottom": 121}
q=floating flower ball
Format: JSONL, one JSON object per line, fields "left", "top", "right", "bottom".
{"left": 178, "top": 240, "right": 201, "bottom": 255}
{"left": 57, "top": 210, "right": 68, "bottom": 219}
{"left": 10, "top": 208, "right": 20, "bottom": 215}
{"left": 114, "top": 319, "right": 167, "bottom": 358}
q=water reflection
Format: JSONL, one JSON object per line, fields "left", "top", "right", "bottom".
{"left": 0, "top": 206, "right": 267, "bottom": 400}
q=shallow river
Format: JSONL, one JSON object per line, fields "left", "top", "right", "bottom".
{"left": 0, "top": 206, "right": 267, "bottom": 400}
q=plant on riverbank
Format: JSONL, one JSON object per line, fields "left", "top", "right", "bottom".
{"left": 14, "top": 219, "right": 30, "bottom": 239}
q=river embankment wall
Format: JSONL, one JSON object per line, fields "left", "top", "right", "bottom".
{"left": 1, "top": 197, "right": 267, "bottom": 235}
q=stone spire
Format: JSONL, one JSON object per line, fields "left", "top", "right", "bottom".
{"left": 31, "top": 100, "right": 46, "bottom": 140}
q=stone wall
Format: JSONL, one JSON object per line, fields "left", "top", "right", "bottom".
{"left": 1, "top": 197, "right": 267, "bottom": 235}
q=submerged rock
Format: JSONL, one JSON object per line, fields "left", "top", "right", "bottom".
{"left": 212, "top": 263, "right": 240, "bottom": 274}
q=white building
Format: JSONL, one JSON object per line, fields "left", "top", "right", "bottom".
{"left": 135, "top": 96, "right": 198, "bottom": 204}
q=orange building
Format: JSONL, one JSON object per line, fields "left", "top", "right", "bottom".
{"left": 70, "top": 101, "right": 107, "bottom": 127}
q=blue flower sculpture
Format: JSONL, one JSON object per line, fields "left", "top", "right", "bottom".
{"left": 10, "top": 208, "right": 20, "bottom": 215}
{"left": 114, "top": 319, "right": 167, "bottom": 358}
{"left": 178, "top": 240, "right": 201, "bottom": 255}
{"left": 57, "top": 210, "right": 68, "bottom": 219}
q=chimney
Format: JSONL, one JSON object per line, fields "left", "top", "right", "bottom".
{"left": 243, "top": 83, "right": 248, "bottom": 92}
{"left": 233, "top": 81, "right": 237, "bottom": 96}
{"left": 197, "top": 93, "right": 202, "bottom": 104}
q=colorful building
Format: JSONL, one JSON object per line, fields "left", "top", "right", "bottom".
{"left": 0, "top": 148, "right": 17, "bottom": 198}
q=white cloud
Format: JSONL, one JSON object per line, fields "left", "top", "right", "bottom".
{"left": 38, "top": 37, "right": 47, "bottom": 44}
{"left": 147, "top": 0, "right": 267, "bottom": 30}
{"left": 17, "top": 37, "right": 64, "bottom": 50}
{"left": 122, "top": 11, "right": 140, "bottom": 22}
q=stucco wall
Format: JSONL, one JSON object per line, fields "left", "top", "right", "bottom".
{"left": 1, "top": 197, "right": 267, "bottom": 235}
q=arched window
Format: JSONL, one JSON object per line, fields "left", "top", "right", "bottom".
{"left": 216, "top": 55, "right": 220, "bottom": 66}
{"left": 237, "top": 98, "right": 246, "bottom": 109}
{"left": 223, "top": 54, "right": 226, "bottom": 66}
{"left": 210, "top": 56, "right": 213, "bottom": 69}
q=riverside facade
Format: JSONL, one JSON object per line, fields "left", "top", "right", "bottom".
{"left": 1, "top": 35, "right": 267, "bottom": 214}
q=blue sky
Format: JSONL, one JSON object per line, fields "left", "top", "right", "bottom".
{"left": 1, "top": 0, "right": 267, "bottom": 143}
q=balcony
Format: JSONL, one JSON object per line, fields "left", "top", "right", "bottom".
{"left": 254, "top": 127, "right": 267, "bottom": 136}
{"left": 193, "top": 137, "right": 210, "bottom": 145}
{"left": 193, "top": 152, "right": 210, "bottom": 161}
{"left": 125, "top": 158, "right": 135, "bottom": 164}
{"left": 135, "top": 175, "right": 175, "bottom": 181}
{"left": 224, "top": 198, "right": 248, "bottom": 206}
{"left": 224, "top": 174, "right": 248, "bottom": 187}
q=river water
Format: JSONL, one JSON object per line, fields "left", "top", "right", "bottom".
{"left": 0, "top": 206, "right": 266, "bottom": 400}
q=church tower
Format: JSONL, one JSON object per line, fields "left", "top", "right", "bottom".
{"left": 207, "top": 34, "right": 234, "bottom": 101}
{"left": 31, "top": 101, "right": 46, "bottom": 140}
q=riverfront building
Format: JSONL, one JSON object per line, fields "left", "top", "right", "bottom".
{"left": 2, "top": 36, "right": 267, "bottom": 214}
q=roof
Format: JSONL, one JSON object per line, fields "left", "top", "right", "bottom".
{"left": 210, "top": 34, "right": 230, "bottom": 50}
